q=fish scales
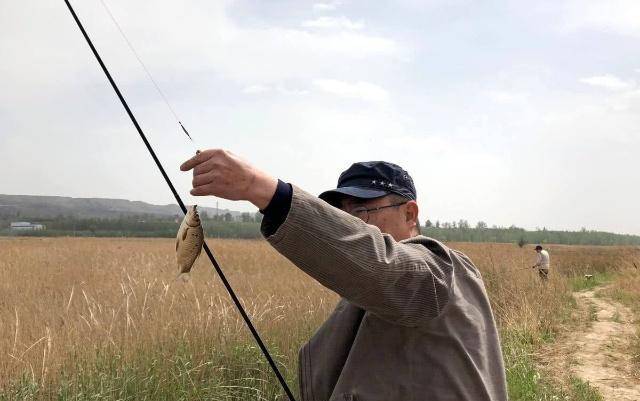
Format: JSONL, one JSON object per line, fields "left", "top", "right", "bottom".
{"left": 176, "top": 205, "right": 204, "bottom": 275}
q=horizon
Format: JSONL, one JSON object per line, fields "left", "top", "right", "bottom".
{"left": 1, "top": 1, "right": 639, "bottom": 236}
{"left": 1, "top": 192, "right": 638, "bottom": 237}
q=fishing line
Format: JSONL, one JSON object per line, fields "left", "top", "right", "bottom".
{"left": 62, "top": 1, "right": 296, "bottom": 399}
{"left": 98, "top": 0, "right": 193, "bottom": 142}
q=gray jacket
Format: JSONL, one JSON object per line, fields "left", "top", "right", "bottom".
{"left": 266, "top": 187, "right": 507, "bottom": 401}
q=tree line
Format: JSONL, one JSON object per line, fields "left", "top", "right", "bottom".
{"left": 421, "top": 223, "right": 640, "bottom": 246}
{"left": 0, "top": 214, "right": 264, "bottom": 239}
{"left": 2, "top": 215, "right": 639, "bottom": 246}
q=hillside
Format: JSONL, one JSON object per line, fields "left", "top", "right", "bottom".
{"left": 0, "top": 194, "right": 242, "bottom": 220}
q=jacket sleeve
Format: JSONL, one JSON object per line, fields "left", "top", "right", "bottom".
{"left": 264, "top": 186, "right": 454, "bottom": 327}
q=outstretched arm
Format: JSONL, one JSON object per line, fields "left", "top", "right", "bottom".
{"left": 264, "top": 185, "right": 454, "bottom": 326}
{"left": 181, "top": 149, "right": 454, "bottom": 326}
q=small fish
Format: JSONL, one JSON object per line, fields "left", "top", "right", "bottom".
{"left": 176, "top": 205, "right": 204, "bottom": 276}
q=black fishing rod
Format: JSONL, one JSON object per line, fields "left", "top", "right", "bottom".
{"left": 62, "top": 1, "right": 296, "bottom": 399}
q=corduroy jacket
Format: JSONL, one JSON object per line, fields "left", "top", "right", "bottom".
{"left": 265, "top": 187, "right": 508, "bottom": 401}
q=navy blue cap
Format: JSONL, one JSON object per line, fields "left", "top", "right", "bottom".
{"left": 319, "top": 161, "right": 417, "bottom": 206}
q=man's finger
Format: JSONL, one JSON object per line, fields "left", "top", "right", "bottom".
{"left": 180, "top": 153, "right": 204, "bottom": 171}
{"left": 190, "top": 184, "right": 211, "bottom": 196}
{"left": 192, "top": 172, "right": 214, "bottom": 188}
{"left": 181, "top": 149, "right": 224, "bottom": 171}
{"left": 181, "top": 149, "right": 215, "bottom": 171}
{"left": 193, "top": 158, "right": 216, "bottom": 176}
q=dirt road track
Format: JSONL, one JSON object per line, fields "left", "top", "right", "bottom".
{"left": 547, "top": 287, "right": 640, "bottom": 400}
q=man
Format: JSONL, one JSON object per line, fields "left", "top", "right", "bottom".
{"left": 181, "top": 150, "right": 508, "bottom": 401}
{"left": 532, "top": 245, "right": 550, "bottom": 279}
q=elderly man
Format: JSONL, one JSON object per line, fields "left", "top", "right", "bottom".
{"left": 181, "top": 151, "right": 508, "bottom": 401}
{"left": 532, "top": 245, "right": 551, "bottom": 279}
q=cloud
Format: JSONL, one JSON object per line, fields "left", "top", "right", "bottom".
{"left": 0, "top": 0, "right": 404, "bottom": 103}
{"left": 484, "top": 90, "right": 529, "bottom": 104}
{"left": 204, "top": 26, "right": 403, "bottom": 85}
{"left": 313, "top": 79, "right": 388, "bottom": 102}
{"left": 187, "top": 15, "right": 402, "bottom": 85}
{"left": 302, "top": 16, "right": 364, "bottom": 30}
{"left": 313, "top": 2, "right": 341, "bottom": 11}
{"left": 276, "top": 86, "right": 310, "bottom": 96}
{"left": 242, "top": 84, "right": 270, "bottom": 94}
{"left": 561, "top": 0, "right": 640, "bottom": 37}
{"left": 242, "top": 84, "right": 311, "bottom": 96}
{"left": 579, "top": 74, "right": 636, "bottom": 91}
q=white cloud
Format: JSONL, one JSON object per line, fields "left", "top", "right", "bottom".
{"left": 313, "top": 79, "right": 388, "bottom": 102}
{"left": 276, "top": 86, "right": 310, "bottom": 96}
{"left": 561, "top": 0, "right": 640, "bottom": 37}
{"left": 579, "top": 74, "right": 635, "bottom": 91}
{"left": 55, "top": 1, "right": 402, "bottom": 86}
{"left": 197, "top": 21, "right": 403, "bottom": 85}
{"left": 0, "top": 0, "right": 404, "bottom": 101}
{"left": 242, "top": 84, "right": 270, "bottom": 94}
{"left": 313, "top": 2, "right": 341, "bottom": 11}
{"left": 302, "top": 16, "right": 364, "bottom": 30}
{"left": 197, "top": 26, "right": 403, "bottom": 86}
{"left": 484, "top": 90, "right": 529, "bottom": 103}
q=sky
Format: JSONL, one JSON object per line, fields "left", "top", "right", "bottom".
{"left": 1, "top": 0, "right": 639, "bottom": 235}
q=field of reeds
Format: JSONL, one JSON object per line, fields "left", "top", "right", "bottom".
{"left": 1, "top": 237, "right": 638, "bottom": 400}
{"left": 600, "top": 264, "right": 640, "bottom": 373}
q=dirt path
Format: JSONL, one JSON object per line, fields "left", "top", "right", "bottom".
{"left": 546, "top": 287, "right": 640, "bottom": 400}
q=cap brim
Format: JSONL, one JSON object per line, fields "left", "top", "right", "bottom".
{"left": 319, "top": 186, "right": 389, "bottom": 206}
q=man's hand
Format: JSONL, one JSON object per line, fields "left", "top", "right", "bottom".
{"left": 180, "top": 149, "right": 278, "bottom": 210}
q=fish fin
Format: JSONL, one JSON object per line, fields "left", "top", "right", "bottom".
{"left": 174, "top": 272, "right": 191, "bottom": 282}
{"left": 182, "top": 226, "right": 189, "bottom": 241}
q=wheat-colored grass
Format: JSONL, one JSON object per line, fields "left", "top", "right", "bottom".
{"left": 600, "top": 262, "right": 640, "bottom": 373}
{"left": 0, "top": 237, "right": 637, "bottom": 399}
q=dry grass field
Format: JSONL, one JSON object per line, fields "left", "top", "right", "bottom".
{"left": 0, "top": 237, "right": 638, "bottom": 400}
{"left": 601, "top": 265, "right": 640, "bottom": 374}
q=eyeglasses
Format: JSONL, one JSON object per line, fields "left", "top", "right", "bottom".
{"left": 346, "top": 202, "right": 408, "bottom": 223}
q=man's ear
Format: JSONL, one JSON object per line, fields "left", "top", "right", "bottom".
{"left": 405, "top": 200, "right": 419, "bottom": 225}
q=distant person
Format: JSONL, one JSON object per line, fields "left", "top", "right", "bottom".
{"left": 181, "top": 152, "right": 508, "bottom": 401}
{"left": 532, "top": 245, "right": 550, "bottom": 279}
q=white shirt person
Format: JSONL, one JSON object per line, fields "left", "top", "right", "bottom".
{"left": 533, "top": 245, "right": 550, "bottom": 279}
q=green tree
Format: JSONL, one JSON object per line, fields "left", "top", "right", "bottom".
{"left": 517, "top": 237, "right": 527, "bottom": 248}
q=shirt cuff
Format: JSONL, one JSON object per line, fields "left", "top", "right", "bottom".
{"left": 260, "top": 179, "right": 293, "bottom": 237}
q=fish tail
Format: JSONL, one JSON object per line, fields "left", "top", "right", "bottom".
{"left": 174, "top": 272, "right": 191, "bottom": 282}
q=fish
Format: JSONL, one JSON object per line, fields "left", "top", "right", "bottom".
{"left": 176, "top": 205, "right": 204, "bottom": 276}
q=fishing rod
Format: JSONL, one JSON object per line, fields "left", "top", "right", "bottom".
{"left": 62, "top": 2, "right": 296, "bottom": 399}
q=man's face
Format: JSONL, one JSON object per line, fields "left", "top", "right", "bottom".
{"left": 340, "top": 195, "right": 419, "bottom": 241}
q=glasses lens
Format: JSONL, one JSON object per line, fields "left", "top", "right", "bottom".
{"left": 349, "top": 207, "right": 369, "bottom": 222}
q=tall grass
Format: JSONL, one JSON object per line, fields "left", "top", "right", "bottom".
{"left": 600, "top": 265, "right": 640, "bottom": 371}
{"left": 0, "top": 238, "right": 637, "bottom": 400}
